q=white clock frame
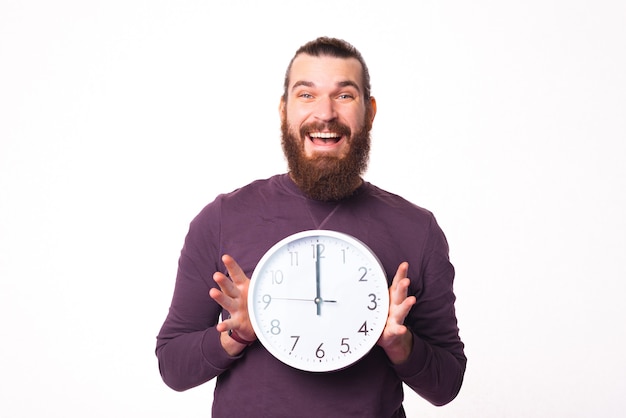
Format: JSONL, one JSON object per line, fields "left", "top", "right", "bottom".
{"left": 248, "top": 230, "right": 390, "bottom": 372}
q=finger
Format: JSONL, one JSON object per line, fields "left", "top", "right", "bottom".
{"left": 222, "top": 254, "right": 249, "bottom": 284}
{"left": 391, "top": 262, "right": 409, "bottom": 289}
{"left": 213, "top": 271, "right": 237, "bottom": 296}
{"left": 394, "top": 277, "right": 410, "bottom": 300}
{"left": 215, "top": 320, "right": 231, "bottom": 333}
{"left": 209, "top": 286, "right": 234, "bottom": 312}
{"left": 396, "top": 294, "right": 416, "bottom": 318}
{"left": 390, "top": 263, "right": 409, "bottom": 304}
{"left": 389, "top": 292, "right": 413, "bottom": 319}
{"left": 384, "top": 296, "right": 416, "bottom": 337}
{"left": 208, "top": 286, "right": 239, "bottom": 332}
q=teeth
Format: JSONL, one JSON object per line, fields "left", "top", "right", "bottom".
{"left": 309, "top": 132, "right": 340, "bottom": 139}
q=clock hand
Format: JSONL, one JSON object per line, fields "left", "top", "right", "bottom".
{"left": 315, "top": 243, "right": 322, "bottom": 316}
{"left": 270, "top": 297, "right": 337, "bottom": 303}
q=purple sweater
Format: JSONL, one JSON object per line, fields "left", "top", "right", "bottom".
{"left": 156, "top": 174, "right": 466, "bottom": 417}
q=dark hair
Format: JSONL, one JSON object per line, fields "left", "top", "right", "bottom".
{"left": 282, "top": 37, "right": 372, "bottom": 103}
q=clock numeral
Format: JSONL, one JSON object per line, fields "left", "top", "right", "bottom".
{"left": 315, "top": 343, "right": 325, "bottom": 359}
{"left": 340, "top": 338, "right": 350, "bottom": 354}
{"left": 358, "top": 266, "right": 368, "bottom": 281}
{"left": 289, "top": 251, "right": 299, "bottom": 266}
{"left": 341, "top": 249, "right": 346, "bottom": 264}
{"left": 270, "top": 319, "right": 281, "bottom": 335}
{"left": 270, "top": 270, "right": 284, "bottom": 285}
{"left": 367, "top": 293, "right": 377, "bottom": 310}
{"left": 290, "top": 336, "right": 300, "bottom": 352}
{"left": 358, "top": 321, "right": 369, "bottom": 336}
{"left": 312, "top": 243, "right": 325, "bottom": 259}
{"left": 262, "top": 294, "right": 272, "bottom": 309}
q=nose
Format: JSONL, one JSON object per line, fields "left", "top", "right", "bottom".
{"left": 313, "top": 96, "right": 337, "bottom": 123}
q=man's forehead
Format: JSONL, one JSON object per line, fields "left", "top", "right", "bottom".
{"left": 288, "top": 53, "right": 364, "bottom": 89}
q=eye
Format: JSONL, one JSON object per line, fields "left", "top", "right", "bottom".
{"left": 298, "top": 93, "right": 314, "bottom": 99}
{"left": 337, "top": 93, "right": 355, "bottom": 100}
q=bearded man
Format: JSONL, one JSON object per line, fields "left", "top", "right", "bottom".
{"left": 156, "top": 37, "right": 466, "bottom": 418}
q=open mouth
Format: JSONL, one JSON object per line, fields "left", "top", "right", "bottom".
{"left": 308, "top": 132, "right": 343, "bottom": 146}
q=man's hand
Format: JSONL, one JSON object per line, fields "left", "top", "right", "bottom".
{"left": 377, "top": 262, "right": 416, "bottom": 365}
{"left": 209, "top": 255, "right": 257, "bottom": 355}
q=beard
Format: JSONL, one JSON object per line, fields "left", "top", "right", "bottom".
{"left": 281, "top": 113, "right": 372, "bottom": 201}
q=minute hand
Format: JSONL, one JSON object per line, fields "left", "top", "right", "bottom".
{"left": 315, "top": 243, "right": 322, "bottom": 316}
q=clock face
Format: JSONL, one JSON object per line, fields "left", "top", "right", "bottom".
{"left": 248, "top": 230, "right": 389, "bottom": 372}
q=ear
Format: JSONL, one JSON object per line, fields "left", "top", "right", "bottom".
{"left": 368, "top": 96, "right": 377, "bottom": 127}
{"left": 279, "top": 97, "right": 286, "bottom": 119}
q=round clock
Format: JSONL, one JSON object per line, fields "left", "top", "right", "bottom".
{"left": 248, "top": 230, "right": 389, "bottom": 372}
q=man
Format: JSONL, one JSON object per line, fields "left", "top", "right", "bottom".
{"left": 156, "top": 37, "right": 466, "bottom": 417}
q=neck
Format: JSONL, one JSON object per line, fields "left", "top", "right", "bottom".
{"left": 289, "top": 172, "right": 363, "bottom": 201}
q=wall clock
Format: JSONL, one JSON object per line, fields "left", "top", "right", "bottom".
{"left": 248, "top": 230, "right": 389, "bottom": 372}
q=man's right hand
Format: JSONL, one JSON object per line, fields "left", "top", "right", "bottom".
{"left": 209, "top": 254, "right": 257, "bottom": 355}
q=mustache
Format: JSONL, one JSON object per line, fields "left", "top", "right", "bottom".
{"left": 299, "top": 121, "right": 351, "bottom": 138}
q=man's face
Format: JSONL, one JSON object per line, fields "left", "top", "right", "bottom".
{"left": 280, "top": 54, "right": 376, "bottom": 201}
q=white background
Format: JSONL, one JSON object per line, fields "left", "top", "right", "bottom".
{"left": 1, "top": 1, "right": 625, "bottom": 417}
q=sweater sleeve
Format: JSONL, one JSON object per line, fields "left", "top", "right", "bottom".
{"left": 155, "top": 201, "right": 240, "bottom": 391}
{"left": 392, "top": 215, "right": 466, "bottom": 406}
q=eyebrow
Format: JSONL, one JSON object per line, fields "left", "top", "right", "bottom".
{"left": 291, "top": 80, "right": 361, "bottom": 93}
